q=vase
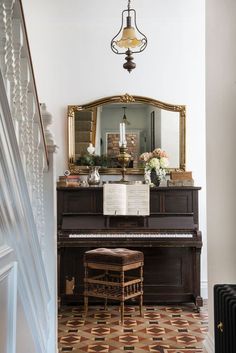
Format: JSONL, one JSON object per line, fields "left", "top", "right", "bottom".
{"left": 150, "top": 170, "right": 161, "bottom": 186}
{"left": 87, "top": 166, "right": 100, "bottom": 185}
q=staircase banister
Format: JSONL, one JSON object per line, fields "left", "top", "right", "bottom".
{"left": 17, "top": 0, "right": 49, "bottom": 166}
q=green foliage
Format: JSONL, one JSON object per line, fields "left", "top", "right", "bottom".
{"left": 76, "top": 154, "right": 119, "bottom": 168}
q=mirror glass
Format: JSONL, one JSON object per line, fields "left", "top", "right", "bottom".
{"left": 68, "top": 94, "right": 186, "bottom": 174}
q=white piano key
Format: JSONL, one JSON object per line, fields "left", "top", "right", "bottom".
{"left": 68, "top": 233, "right": 193, "bottom": 239}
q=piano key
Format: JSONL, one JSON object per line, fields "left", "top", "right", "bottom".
{"left": 68, "top": 233, "right": 193, "bottom": 238}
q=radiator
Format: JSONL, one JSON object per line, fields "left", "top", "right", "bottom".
{"left": 214, "top": 284, "right": 236, "bottom": 353}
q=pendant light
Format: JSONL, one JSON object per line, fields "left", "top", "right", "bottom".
{"left": 111, "top": 0, "right": 147, "bottom": 73}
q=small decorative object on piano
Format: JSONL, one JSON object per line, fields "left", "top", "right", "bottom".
{"left": 57, "top": 170, "right": 80, "bottom": 187}
{"left": 139, "top": 148, "right": 169, "bottom": 187}
{"left": 170, "top": 171, "right": 192, "bottom": 180}
{"left": 168, "top": 171, "right": 194, "bottom": 186}
{"left": 87, "top": 143, "right": 95, "bottom": 155}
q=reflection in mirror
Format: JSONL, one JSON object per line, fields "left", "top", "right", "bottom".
{"left": 97, "top": 104, "right": 180, "bottom": 168}
{"left": 68, "top": 94, "right": 186, "bottom": 174}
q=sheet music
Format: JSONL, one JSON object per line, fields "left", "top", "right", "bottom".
{"left": 103, "top": 184, "right": 150, "bottom": 216}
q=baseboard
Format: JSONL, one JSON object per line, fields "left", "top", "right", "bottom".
{"left": 204, "top": 332, "right": 214, "bottom": 353}
{"left": 201, "top": 280, "right": 208, "bottom": 299}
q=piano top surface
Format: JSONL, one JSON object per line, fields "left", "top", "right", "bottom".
{"left": 57, "top": 186, "right": 201, "bottom": 191}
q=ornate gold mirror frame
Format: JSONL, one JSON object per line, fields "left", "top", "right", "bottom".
{"left": 67, "top": 93, "right": 186, "bottom": 175}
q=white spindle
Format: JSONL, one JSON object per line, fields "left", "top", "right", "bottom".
{"left": 12, "top": 18, "right": 22, "bottom": 119}
{"left": 0, "top": 2, "right": 7, "bottom": 78}
{"left": 38, "top": 146, "right": 45, "bottom": 249}
{"left": 27, "top": 91, "right": 36, "bottom": 201}
{"left": 20, "top": 58, "right": 32, "bottom": 184}
{"left": 4, "top": 0, "right": 16, "bottom": 118}
{"left": 32, "top": 120, "right": 40, "bottom": 223}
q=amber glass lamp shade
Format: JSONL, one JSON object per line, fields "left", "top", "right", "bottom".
{"left": 116, "top": 27, "right": 142, "bottom": 49}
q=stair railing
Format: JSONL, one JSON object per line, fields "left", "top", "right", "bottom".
{"left": 0, "top": 1, "right": 57, "bottom": 352}
{"left": 0, "top": 0, "right": 49, "bottom": 243}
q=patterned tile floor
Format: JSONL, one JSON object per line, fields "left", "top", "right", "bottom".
{"left": 58, "top": 303, "right": 208, "bottom": 353}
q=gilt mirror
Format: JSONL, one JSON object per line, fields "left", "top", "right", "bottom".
{"left": 67, "top": 94, "right": 186, "bottom": 174}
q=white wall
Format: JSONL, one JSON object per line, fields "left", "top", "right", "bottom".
{"left": 22, "top": 0, "right": 207, "bottom": 293}
{"left": 205, "top": 0, "right": 236, "bottom": 351}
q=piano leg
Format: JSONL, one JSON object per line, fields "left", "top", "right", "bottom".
{"left": 120, "top": 270, "right": 125, "bottom": 325}
{"left": 104, "top": 270, "right": 108, "bottom": 311}
{"left": 84, "top": 264, "right": 88, "bottom": 317}
{"left": 139, "top": 265, "right": 143, "bottom": 317}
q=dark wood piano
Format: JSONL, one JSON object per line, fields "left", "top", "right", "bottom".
{"left": 57, "top": 186, "right": 203, "bottom": 309}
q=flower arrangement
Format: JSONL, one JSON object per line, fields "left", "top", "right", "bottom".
{"left": 139, "top": 148, "right": 169, "bottom": 185}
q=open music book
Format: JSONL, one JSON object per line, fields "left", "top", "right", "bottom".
{"left": 103, "top": 183, "right": 150, "bottom": 216}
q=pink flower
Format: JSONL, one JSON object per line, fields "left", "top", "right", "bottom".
{"left": 139, "top": 152, "right": 153, "bottom": 162}
{"left": 152, "top": 148, "right": 168, "bottom": 158}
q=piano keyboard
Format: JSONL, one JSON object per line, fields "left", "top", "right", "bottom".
{"left": 69, "top": 233, "right": 193, "bottom": 238}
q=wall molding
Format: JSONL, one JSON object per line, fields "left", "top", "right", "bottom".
{"left": 204, "top": 332, "right": 214, "bottom": 353}
{"left": 0, "top": 262, "right": 17, "bottom": 353}
{"left": 0, "top": 245, "right": 13, "bottom": 259}
{"left": 201, "top": 280, "right": 208, "bottom": 299}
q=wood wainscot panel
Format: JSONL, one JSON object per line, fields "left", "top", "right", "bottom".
{"left": 150, "top": 191, "right": 161, "bottom": 212}
{"left": 62, "top": 214, "right": 106, "bottom": 230}
{"left": 163, "top": 190, "right": 192, "bottom": 213}
{"left": 58, "top": 188, "right": 103, "bottom": 214}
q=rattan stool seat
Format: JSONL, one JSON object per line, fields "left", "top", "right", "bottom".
{"left": 84, "top": 247, "right": 144, "bottom": 324}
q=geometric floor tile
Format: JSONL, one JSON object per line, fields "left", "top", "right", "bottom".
{"left": 148, "top": 346, "right": 165, "bottom": 352}
{"left": 146, "top": 326, "right": 167, "bottom": 336}
{"left": 175, "top": 335, "right": 198, "bottom": 344}
{"left": 169, "top": 319, "right": 190, "bottom": 327}
{"left": 58, "top": 302, "right": 208, "bottom": 353}
{"left": 90, "top": 327, "right": 111, "bottom": 336}
{"left": 60, "top": 335, "right": 81, "bottom": 344}
{"left": 119, "top": 334, "right": 139, "bottom": 343}
{"left": 87, "top": 344, "right": 110, "bottom": 352}
{"left": 66, "top": 319, "right": 85, "bottom": 327}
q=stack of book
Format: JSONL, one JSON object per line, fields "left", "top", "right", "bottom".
{"left": 167, "top": 171, "right": 194, "bottom": 186}
{"left": 57, "top": 175, "right": 80, "bottom": 187}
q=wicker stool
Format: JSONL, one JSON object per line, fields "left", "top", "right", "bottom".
{"left": 84, "top": 248, "right": 144, "bottom": 324}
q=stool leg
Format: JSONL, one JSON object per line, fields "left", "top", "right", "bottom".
{"left": 139, "top": 264, "right": 143, "bottom": 317}
{"left": 120, "top": 269, "right": 125, "bottom": 325}
{"left": 121, "top": 301, "right": 124, "bottom": 325}
{"left": 84, "top": 263, "right": 88, "bottom": 317}
{"left": 104, "top": 270, "right": 108, "bottom": 311}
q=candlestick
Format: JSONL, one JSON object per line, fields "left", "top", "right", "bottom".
{"left": 119, "top": 122, "right": 123, "bottom": 146}
{"left": 117, "top": 144, "right": 131, "bottom": 182}
{"left": 122, "top": 122, "right": 127, "bottom": 146}
{"left": 119, "top": 122, "right": 127, "bottom": 147}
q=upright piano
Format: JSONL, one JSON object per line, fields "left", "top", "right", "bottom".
{"left": 57, "top": 186, "right": 203, "bottom": 309}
